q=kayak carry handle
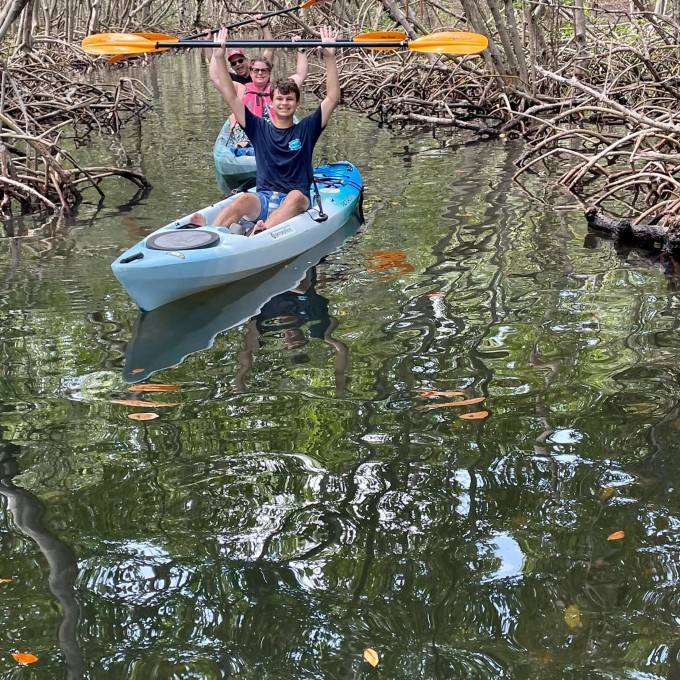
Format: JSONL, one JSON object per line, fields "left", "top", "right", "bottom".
{"left": 120, "top": 252, "right": 144, "bottom": 264}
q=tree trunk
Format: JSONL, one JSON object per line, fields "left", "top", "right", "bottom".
{"left": 87, "top": 0, "right": 99, "bottom": 34}
{"left": 0, "top": 0, "right": 31, "bottom": 42}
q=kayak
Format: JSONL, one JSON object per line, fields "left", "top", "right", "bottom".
{"left": 122, "top": 215, "right": 362, "bottom": 383}
{"left": 213, "top": 120, "right": 256, "bottom": 193}
{"left": 111, "top": 161, "right": 363, "bottom": 312}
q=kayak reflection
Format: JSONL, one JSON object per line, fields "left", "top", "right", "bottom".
{"left": 122, "top": 215, "right": 362, "bottom": 384}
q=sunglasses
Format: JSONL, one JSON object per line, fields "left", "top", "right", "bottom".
{"left": 251, "top": 67, "right": 270, "bottom": 74}
{"left": 229, "top": 58, "right": 245, "bottom": 65}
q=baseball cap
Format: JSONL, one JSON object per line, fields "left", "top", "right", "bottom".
{"left": 227, "top": 48, "right": 245, "bottom": 61}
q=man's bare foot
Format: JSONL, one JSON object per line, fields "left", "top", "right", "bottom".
{"left": 248, "top": 220, "right": 267, "bottom": 237}
{"left": 189, "top": 212, "right": 207, "bottom": 226}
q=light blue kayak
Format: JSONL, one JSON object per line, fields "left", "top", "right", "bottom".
{"left": 111, "top": 162, "right": 363, "bottom": 312}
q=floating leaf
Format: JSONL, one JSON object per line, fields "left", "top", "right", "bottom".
{"left": 564, "top": 604, "right": 581, "bottom": 630}
{"left": 363, "top": 648, "right": 379, "bottom": 667}
{"left": 365, "top": 251, "right": 414, "bottom": 275}
{"left": 132, "top": 368, "right": 145, "bottom": 374}
{"left": 607, "top": 530, "right": 625, "bottom": 541}
{"left": 459, "top": 411, "right": 489, "bottom": 420}
{"left": 12, "top": 653, "right": 38, "bottom": 665}
{"left": 599, "top": 487, "right": 616, "bottom": 502}
{"left": 428, "top": 293, "right": 444, "bottom": 298}
{"left": 416, "top": 389, "right": 465, "bottom": 398}
{"left": 420, "top": 397, "right": 486, "bottom": 409}
{"left": 110, "top": 399, "right": 178, "bottom": 407}
{"left": 128, "top": 384, "right": 180, "bottom": 393}
{"left": 0, "top": 578, "right": 10, "bottom": 583}
{"left": 127, "top": 413, "right": 159, "bottom": 421}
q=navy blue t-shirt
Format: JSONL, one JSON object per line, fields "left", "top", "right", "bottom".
{"left": 244, "top": 105, "right": 324, "bottom": 198}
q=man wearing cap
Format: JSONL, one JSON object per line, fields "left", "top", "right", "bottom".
{"left": 227, "top": 16, "right": 274, "bottom": 84}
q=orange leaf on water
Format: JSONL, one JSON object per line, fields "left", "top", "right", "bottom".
{"left": 0, "top": 578, "right": 10, "bottom": 583}
{"left": 416, "top": 389, "right": 466, "bottom": 398}
{"left": 110, "top": 399, "right": 178, "bottom": 407}
{"left": 132, "top": 368, "right": 145, "bottom": 374}
{"left": 363, "top": 648, "right": 379, "bottom": 667}
{"left": 420, "top": 397, "right": 486, "bottom": 409}
{"left": 607, "top": 531, "right": 625, "bottom": 541}
{"left": 127, "top": 413, "right": 159, "bottom": 421}
{"left": 127, "top": 384, "right": 180, "bottom": 392}
{"left": 12, "top": 653, "right": 38, "bottom": 665}
{"left": 365, "top": 251, "right": 414, "bottom": 275}
{"left": 459, "top": 411, "right": 489, "bottom": 420}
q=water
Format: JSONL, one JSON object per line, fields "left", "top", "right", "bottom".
{"left": 1, "top": 53, "right": 679, "bottom": 679}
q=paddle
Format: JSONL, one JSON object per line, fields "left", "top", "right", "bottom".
{"left": 82, "top": 31, "right": 489, "bottom": 56}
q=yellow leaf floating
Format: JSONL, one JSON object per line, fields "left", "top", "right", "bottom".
{"left": 459, "top": 411, "right": 489, "bottom": 420}
{"left": 599, "top": 487, "right": 616, "bottom": 502}
{"left": 420, "top": 397, "right": 486, "bottom": 410}
{"left": 607, "top": 530, "right": 625, "bottom": 541}
{"left": 127, "top": 413, "right": 159, "bottom": 421}
{"left": 363, "top": 648, "right": 379, "bottom": 667}
{"left": 0, "top": 578, "right": 10, "bottom": 583}
{"left": 564, "top": 604, "right": 581, "bottom": 630}
{"left": 12, "top": 653, "right": 38, "bottom": 665}
{"left": 128, "top": 384, "right": 180, "bottom": 392}
{"left": 110, "top": 399, "right": 179, "bottom": 408}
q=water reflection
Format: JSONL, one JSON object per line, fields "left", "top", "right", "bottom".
{"left": 3, "top": 53, "right": 680, "bottom": 679}
{"left": 123, "top": 217, "right": 361, "bottom": 383}
{"left": 0, "top": 428, "right": 84, "bottom": 679}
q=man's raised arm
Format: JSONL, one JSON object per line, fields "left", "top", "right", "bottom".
{"left": 319, "top": 25, "right": 340, "bottom": 128}
{"left": 209, "top": 28, "right": 247, "bottom": 128}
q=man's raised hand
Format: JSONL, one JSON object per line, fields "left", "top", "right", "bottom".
{"left": 319, "top": 25, "right": 338, "bottom": 57}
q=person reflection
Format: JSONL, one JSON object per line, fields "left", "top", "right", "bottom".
{"left": 234, "top": 266, "right": 348, "bottom": 397}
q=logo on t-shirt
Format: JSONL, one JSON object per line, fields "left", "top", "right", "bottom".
{"left": 288, "top": 138, "right": 302, "bottom": 151}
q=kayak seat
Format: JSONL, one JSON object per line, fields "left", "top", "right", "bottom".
{"left": 146, "top": 230, "right": 220, "bottom": 251}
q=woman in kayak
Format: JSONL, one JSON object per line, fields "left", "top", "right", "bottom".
{"left": 211, "top": 38, "right": 308, "bottom": 151}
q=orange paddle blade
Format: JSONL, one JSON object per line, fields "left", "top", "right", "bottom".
{"left": 353, "top": 31, "right": 407, "bottom": 51}
{"left": 82, "top": 33, "right": 178, "bottom": 55}
{"left": 408, "top": 31, "right": 488, "bottom": 55}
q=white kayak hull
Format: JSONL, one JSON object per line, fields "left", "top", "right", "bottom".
{"left": 111, "top": 162, "right": 363, "bottom": 311}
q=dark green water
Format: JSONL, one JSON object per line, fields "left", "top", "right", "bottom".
{"left": 1, "top": 53, "right": 679, "bottom": 679}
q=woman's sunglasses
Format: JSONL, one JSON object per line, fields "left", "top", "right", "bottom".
{"left": 251, "top": 67, "right": 270, "bottom": 74}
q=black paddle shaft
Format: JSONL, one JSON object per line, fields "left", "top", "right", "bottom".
{"left": 155, "top": 39, "right": 409, "bottom": 49}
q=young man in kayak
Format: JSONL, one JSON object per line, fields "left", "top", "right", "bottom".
{"left": 191, "top": 24, "right": 339, "bottom": 235}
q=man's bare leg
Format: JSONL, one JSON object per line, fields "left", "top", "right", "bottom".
{"left": 190, "top": 193, "right": 261, "bottom": 227}
{"left": 249, "top": 190, "right": 309, "bottom": 236}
